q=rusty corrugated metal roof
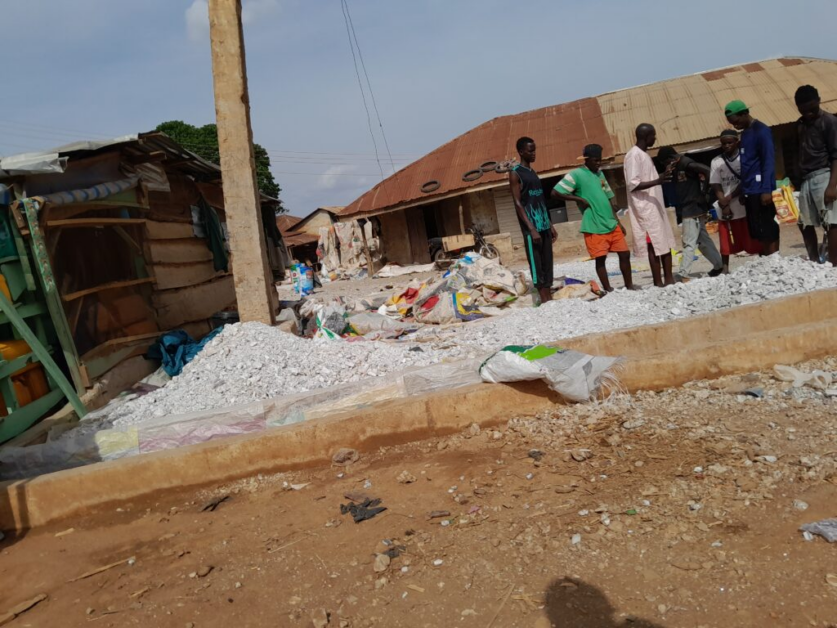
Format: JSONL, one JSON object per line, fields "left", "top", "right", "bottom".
{"left": 342, "top": 57, "right": 837, "bottom": 218}
{"left": 284, "top": 231, "right": 319, "bottom": 247}
{"left": 276, "top": 214, "right": 303, "bottom": 234}
{"left": 276, "top": 214, "right": 318, "bottom": 247}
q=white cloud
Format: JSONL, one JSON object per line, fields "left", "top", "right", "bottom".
{"left": 185, "top": 0, "right": 279, "bottom": 42}
{"left": 242, "top": 0, "right": 280, "bottom": 25}
{"left": 317, "top": 165, "right": 358, "bottom": 191}
{"left": 185, "top": 0, "right": 209, "bottom": 42}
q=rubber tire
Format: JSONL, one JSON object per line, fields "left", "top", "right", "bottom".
{"left": 480, "top": 244, "right": 500, "bottom": 261}
{"left": 432, "top": 248, "right": 447, "bottom": 262}
{"left": 494, "top": 163, "right": 512, "bottom": 174}
{"left": 462, "top": 169, "right": 483, "bottom": 182}
{"left": 420, "top": 180, "right": 441, "bottom": 194}
{"left": 479, "top": 160, "right": 498, "bottom": 172}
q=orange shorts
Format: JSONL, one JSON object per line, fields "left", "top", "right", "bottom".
{"left": 584, "top": 228, "right": 629, "bottom": 258}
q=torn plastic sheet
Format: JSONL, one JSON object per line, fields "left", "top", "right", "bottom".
{"left": 0, "top": 358, "right": 484, "bottom": 480}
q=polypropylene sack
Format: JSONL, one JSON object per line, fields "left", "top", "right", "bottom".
{"left": 480, "top": 345, "right": 621, "bottom": 402}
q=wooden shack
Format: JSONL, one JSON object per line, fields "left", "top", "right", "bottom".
{"left": 0, "top": 132, "right": 284, "bottom": 398}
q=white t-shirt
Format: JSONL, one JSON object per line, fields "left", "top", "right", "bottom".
{"left": 709, "top": 153, "right": 746, "bottom": 220}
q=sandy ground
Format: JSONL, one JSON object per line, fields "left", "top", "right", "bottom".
{"left": 3, "top": 357, "right": 837, "bottom": 628}
{"left": 279, "top": 223, "right": 812, "bottom": 302}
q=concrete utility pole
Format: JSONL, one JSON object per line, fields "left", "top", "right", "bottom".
{"left": 208, "top": 0, "right": 276, "bottom": 324}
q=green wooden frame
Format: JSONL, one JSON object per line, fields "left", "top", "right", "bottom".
{"left": 20, "top": 199, "right": 85, "bottom": 392}
{"left": 0, "top": 290, "right": 86, "bottom": 442}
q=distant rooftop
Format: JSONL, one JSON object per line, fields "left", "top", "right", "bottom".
{"left": 342, "top": 57, "right": 837, "bottom": 218}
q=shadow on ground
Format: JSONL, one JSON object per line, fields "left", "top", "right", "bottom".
{"left": 544, "top": 577, "right": 665, "bottom": 627}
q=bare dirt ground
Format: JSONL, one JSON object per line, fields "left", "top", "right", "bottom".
{"left": 3, "top": 357, "right": 837, "bottom": 627}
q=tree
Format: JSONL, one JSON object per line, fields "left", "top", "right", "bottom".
{"left": 155, "top": 120, "right": 283, "bottom": 210}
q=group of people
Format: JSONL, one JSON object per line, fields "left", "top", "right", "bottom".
{"left": 509, "top": 84, "right": 837, "bottom": 300}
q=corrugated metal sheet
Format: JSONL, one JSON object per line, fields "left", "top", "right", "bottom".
{"left": 0, "top": 132, "right": 224, "bottom": 182}
{"left": 599, "top": 57, "right": 837, "bottom": 154}
{"left": 276, "top": 214, "right": 302, "bottom": 233}
{"left": 342, "top": 57, "right": 837, "bottom": 218}
{"left": 276, "top": 214, "right": 318, "bottom": 247}
{"left": 283, "top": 232, "right": 319, "bottom": 247}
{"left": 342, "top": 97, "right": 614, "bottom": 218}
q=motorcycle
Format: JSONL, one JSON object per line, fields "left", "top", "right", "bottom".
{"left": 428, "top": 225, "right": 501, "bottom": 263}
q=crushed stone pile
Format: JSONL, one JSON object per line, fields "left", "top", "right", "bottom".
{"left": 78, "top": 255, "right": 834, "bottom": 433}
{"left": 89, "top": 322, "right": 446, "bottom": 430}
{"left": 438, "top": 255, "right": 837, "bottom": 351}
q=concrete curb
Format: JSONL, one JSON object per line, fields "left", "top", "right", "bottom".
{"left": 2, "top": 288, "right": 835, "bottom": 531}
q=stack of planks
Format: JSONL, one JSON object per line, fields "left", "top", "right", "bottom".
{"left": 144, "top": 220, "right": 235, "bottom": 332}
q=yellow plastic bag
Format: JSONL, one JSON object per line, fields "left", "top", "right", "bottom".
{"left": 773, "top": 185, "right": 799, "bottom": 224}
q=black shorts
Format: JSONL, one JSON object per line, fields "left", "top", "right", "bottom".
{"left": 524, "top": 230, "right": 554, "bottom": 290}
{"left": 744, "top": 194, "right": 780, "bottom": 244}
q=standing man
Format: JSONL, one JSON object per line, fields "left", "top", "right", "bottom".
{"left": 657, "top": 146, "right": 724, "bottom": 280}
{"left": 710, "top": 129, "right": 761, "bottom": 272}
{"left": 509, "top": 137, "right": 557, "bottom": 304}
{"left": 724, "top": 100, "right": 780, "bottom": 255}
{"left": 794, "top": 84, "right": 837, "bottom": 265}
{"left": 624, "top": 124, "right": 677, "bottom": 287}
{"left": 552, "top": 144, "right": 636, "bottom": 291}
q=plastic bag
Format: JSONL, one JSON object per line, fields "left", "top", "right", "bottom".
{"left": 348, "top": 312, "right": 420, "bottom": 337}
{"left": 298, "top": 264, "right": 314, "bottom": 296}
{"left": 480, "top": 345, "right": 621, "bottom": 402}
{"left": 773, "top": 364, "right": 832, "bottom": 390}
{"left": 773, "top": 186, "right": 799, "bottom": 225}
{"left": 555, "top": 282, "right": 599, "bottom": 301}
{"left": 800, "top": 519, "right": 837, "bottom": 542}
{"left": 316, "top": 304, "right": 348, "bottom": 337}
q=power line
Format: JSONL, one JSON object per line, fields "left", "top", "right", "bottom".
{"left": 0, "top": 126, "right": 419, "bottom": 164}
{"left": 343, "top": 0, "right": 398, "bottom": 178}
{"left": 271, "top": 170, "right": 381, "bottom": 177}
{"left": 340, "top": 0, "right": 385, "bottom": 181}
{"left": 0, "top": 124, "right": 420, "bottom": 176}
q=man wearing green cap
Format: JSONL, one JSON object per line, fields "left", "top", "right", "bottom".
{"left": 724, "top": 100, "right": 780, "bottom": 254}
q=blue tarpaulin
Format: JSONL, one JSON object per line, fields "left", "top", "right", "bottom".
{"left": 148, "top": 328, "right": 223, "bottom": 377}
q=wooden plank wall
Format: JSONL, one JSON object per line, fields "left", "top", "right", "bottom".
{"left": 378, "top": 211, "right": 412, "bottom": 265}
{"left": 144, "top": 219, "right": 235, "bottom": 330}
{"left": 152, "top": 275, "right": 235, "bottom": 330}
{"left": 404, "top": 207, "right": 431, "bottom": 264}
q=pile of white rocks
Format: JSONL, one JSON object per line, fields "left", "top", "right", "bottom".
{"left": 97, "top": 322, "right": 445, "bottom": 429}
{"left": 83, "top": 255, "right": 834, "bottom": 431}
{"left": 446, "top": 255, "right": 836, "bottom": 350}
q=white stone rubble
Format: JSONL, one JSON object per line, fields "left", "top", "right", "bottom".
{"left": 92, "top": 322, "right": 445, "bottom": 429}
{"left": 81, "top": 255, "right": 836, "bottom": 431}
{"left": 440, "top": 255, "right": 837, "bottom": 351}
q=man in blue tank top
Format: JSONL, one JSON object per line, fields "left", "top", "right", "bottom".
{"left": 509, "top": 137, "right": 557, "bottom": 304}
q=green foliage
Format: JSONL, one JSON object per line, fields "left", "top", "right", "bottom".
{"left": 155, "top": 120, "right": 283, "bottom": 210}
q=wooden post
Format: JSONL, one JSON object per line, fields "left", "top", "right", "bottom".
{"left": 458, "top": 200, "right": 466, "bottom": 235}
{"left": 207, "top": 0, "right": 276, "bottom": 325}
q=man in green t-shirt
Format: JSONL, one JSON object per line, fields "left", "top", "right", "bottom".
{"left": 552, "top": 144, "right": 635, "bottom": 291}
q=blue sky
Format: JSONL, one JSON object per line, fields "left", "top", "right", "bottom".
{"left": 3, "top": 0, "right": 835, "bottom": 215}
